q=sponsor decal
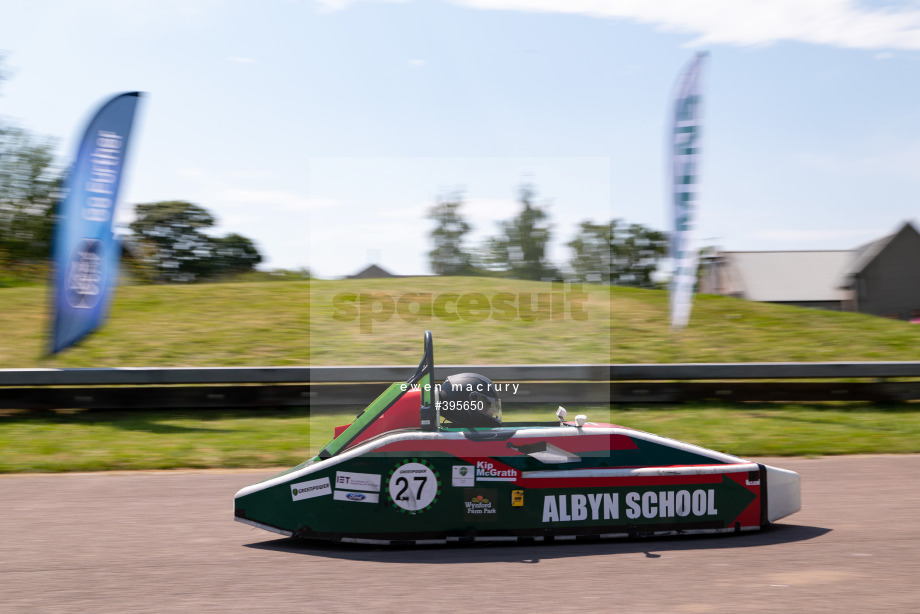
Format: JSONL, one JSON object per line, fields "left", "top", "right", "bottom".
{"left": 464, "top": 488, "right": 497, "bottom": 521}
{"left": 542, "top": 489, "right": 719, "bottom": 523}
{"left": 334, "top": 490, "right": 380, "bottom": 504}
{"left": 745, "top": 479, "right": 760, "bottom": 486}
{"left": 543, "top": 493, "right": 619, "bottom": 523}
{"left": 387, "top": 459, "right": 440, "bottom": 514}
{"left": 511, "top": 490, "right": 524, "bottom": 507}
{"left": 335, "top": 471, "right": 381, "bottom": 492}
{"left": 452, "top": 465, "right": 475, "bottom": 487}
{"left": 290, "top": 477, "right": 332, "bottom": 501}
{"left": 65, "top": 239, "right": 105, "bottom": 309}
{"left": 475, "top": 460, "right": 518, "bottom": 482}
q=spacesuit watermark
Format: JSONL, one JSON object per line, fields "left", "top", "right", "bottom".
{"left": 331, "top": 282, "right": 589, "bottom": 333}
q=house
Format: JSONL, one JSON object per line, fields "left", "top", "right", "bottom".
{"left": 699, "top": 221, "right": 920, "bottom": 320}
{"left": 346, "top": 264, "right": 397, "bottom": 279}
{"left": 841, "top": 222, "right": 920, "bottom": 318}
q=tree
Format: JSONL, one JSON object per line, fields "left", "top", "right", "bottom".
{"left": 567, "top": 219, "right": 667, "bottom": 287}
{"left": 0, "top": 125, "right": 59, "bottom": 261}
{"left": 427, "top": 191, "right": 475, "bottom": 276}
{"left": 212, "top": 233, "right": 262, "bottom": 275}
{"left": 129, "top": 200, "right": 262, "bottom": 282}
{"left": 567, "top": 220, "right": 612, "bottom": 283}
{"left": 0, "top": 57, "right": 61, "bottom": 269}
{"left": 482, "top": 183, "right": 558, "bottom": 280}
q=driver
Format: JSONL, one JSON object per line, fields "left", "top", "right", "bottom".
{"left": 437, "top": 373, "right": 502, "bottom": 428}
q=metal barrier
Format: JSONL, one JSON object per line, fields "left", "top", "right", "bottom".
{"left": 1, "top": 362, "right": 920, "bottom": 409}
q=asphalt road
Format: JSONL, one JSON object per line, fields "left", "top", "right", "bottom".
{"left": 1, "top": 455, "right": 918, "bottom": 613}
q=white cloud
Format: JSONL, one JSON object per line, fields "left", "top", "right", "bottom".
{"left": 221, "top": 213, "right": 258, "bottom": 226}
{"left": 174, "top": 167, "right": 208, "bottom": 179}
{"left": 217, "top": 189, "right": 340, "bottom": 212}
{"left": 376, "top": 202, "right": 430, "bottom": 218}
{"left": 408, "top": 58, "right": 427, "bottom": 68}
{"left": 228, "top": 57, "right": 257, "bottom": 64}
{"left": 794, "top": 142, "right": 920, "bottom": 180}
{"left": 314, "top": 0, "right": 354, "bottom": 10}
{"left": 378, "top": 196, "right": 520, "bottom": 222}
{"left": 855, "top": 145, "right": 920, "bottom": 179}
{"left": 72, "top": 0, "right": 224, "bottom": 26}
{"left": 314, "top": 0, "right": 408, "bottom": 12}
{"left": 464, "top": 196, "right": 521, "bottom": 220}
{"left": 305, "top": 0, "right": 920, "bottom": 51}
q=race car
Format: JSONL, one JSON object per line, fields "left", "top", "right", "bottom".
{"left": 234, "top": 331, "right": 800, "bottom": 545}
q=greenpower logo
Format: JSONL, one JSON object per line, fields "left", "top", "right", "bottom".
{"left": 290, "top": 477, "right": 332, "bottom": 502}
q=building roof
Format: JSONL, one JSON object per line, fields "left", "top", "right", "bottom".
{"left": 843, "top": 234, "right": 895, "bottom": 280}
{"left": 721, "top": 250, "right": 854, "bottom": 302}
{"left": 707, "top": 221, "right": 920, "bottom": 303}
{"left": 841, "top": 221, "right": 920, "bottom": 283}
{"left": 346, "top": 264, "right": 396, "bottom": 279}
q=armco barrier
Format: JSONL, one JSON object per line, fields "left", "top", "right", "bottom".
{"left": 1, "top": 362, "right": 920, "bottom": 409}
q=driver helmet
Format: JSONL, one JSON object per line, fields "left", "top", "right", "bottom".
{"left": 438, "top": 373, "right": 502, "bottom": 428}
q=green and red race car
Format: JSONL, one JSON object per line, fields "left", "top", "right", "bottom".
{"left": 234, "top": 332, "right": 800, "bottom": 545}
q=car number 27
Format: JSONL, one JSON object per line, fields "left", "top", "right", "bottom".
{"left": 388, "top": 462, "right": 438, "bottom": 511}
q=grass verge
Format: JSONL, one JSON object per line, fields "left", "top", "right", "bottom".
{"left": 1, "top": 403, "right": 918, "bottom": 473}
{"left": 5, "top": 277, "right": 920, "bottom": 367}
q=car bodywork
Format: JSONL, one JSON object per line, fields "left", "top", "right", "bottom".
{"left": 234, "top": 332, "right": 800, "bottom": 545}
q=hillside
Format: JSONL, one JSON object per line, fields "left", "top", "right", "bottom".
{"left": 1, "top": 277, "right": 919, "bottom": 368}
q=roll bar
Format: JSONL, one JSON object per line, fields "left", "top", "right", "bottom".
{"left": 409, "top": 331, "right": 438, "bottom": 431}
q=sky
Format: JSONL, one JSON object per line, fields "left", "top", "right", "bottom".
{"left": 4, "top": 0, "right": 920, "bottom": 278}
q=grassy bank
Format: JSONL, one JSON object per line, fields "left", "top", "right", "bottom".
{"left": 4, "top": 278, "right": 919, "bottom": 474}
{"left": 3, "top": 277, "right": 920, "bottom": 367}
{"left": 2, "top": 403, "right": 918, "bottom": 473}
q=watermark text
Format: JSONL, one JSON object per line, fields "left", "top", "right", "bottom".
{"left": 332, "top": 282, "right": 588, "bottom": 333}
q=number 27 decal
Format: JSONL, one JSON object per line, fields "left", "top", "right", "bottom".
{"left": 387, "top": 461, "right": 439, "bottom": 513}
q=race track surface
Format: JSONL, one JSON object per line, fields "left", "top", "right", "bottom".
{"left": 1, "top": 455, "right": 918, "bottom": 613}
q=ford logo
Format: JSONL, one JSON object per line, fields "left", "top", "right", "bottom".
{"left": 346, "top": 493, "right": 366, "bottom": 501}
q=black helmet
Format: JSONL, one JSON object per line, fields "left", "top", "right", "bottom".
{"left": 438, "top": 373, "right": 502, "bottom": 428}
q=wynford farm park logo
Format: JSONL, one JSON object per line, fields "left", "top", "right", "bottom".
{"left": 332, "top": 282, "right": 589, "bottom": 333}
